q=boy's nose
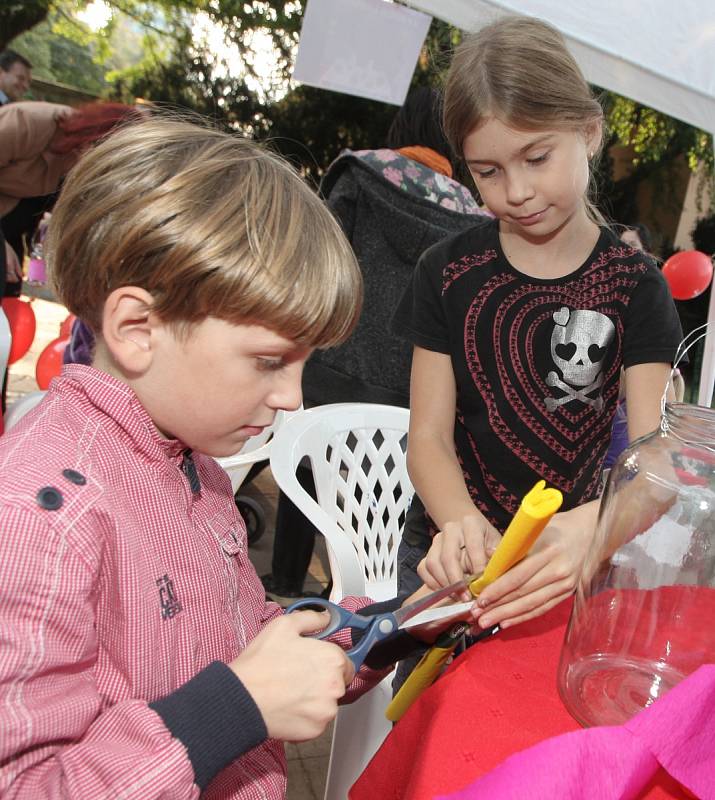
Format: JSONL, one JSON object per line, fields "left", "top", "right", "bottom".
{"left": 272, "top": 373, "right": 303, "bottom": 412}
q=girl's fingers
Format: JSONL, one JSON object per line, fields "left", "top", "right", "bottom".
{"left": 462, "top": 516, "right": 490, "bottom": 576}
{"left": 417, "top": 543, "right": 447, "bottom": 590}
{"left": 492, "top": 589, "right": 575, "bottom": 629}
{"left": 477, "top": 548, "right": 553, "bottom": 605}
{"left": 440, "top": 522, "right": 469, "bottom": 585}
{"left": 478, "top": 580, "right": 575, "bottom": 628}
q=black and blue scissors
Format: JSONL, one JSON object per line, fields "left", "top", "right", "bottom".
{"left": 285, "top": 581, "right": 479, "bottom": 671}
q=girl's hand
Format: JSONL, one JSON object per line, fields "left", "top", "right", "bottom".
{"left": 472, "top": 502, "right": 598, "bottom": 629}
{"left": 400, "top": 581, "right": 480, "bottom": 642}
{"left": 417, "top": 513, "right": 502, "bottom": 602}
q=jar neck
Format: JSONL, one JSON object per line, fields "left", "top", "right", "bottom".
{"left": 662, "top": 402, "right": 715, "bottom": 449}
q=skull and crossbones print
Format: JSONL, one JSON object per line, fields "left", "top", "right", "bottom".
{"left": 545, "top": 306, "right": 615, "bottom": 412}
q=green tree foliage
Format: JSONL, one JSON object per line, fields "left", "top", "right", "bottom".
{"left": 597, "top": 90, "right": 714, "bottom": 223}
{"left": 13, "top": 17, "right": 107, "bottom": 94}
{"left": 8, "top": 1, "right": 713, "bottom": 202}
{"left": 604, "top": 92, "right": 713, "bottom": 174}
{"left": 1, "top": 1, "right": 54, "bottom": 50}
{"left": 108, "top": 8, "right": 456, "bottom": 181}
{"left": 110, "top": 29, "right": 261, "bottom": 129}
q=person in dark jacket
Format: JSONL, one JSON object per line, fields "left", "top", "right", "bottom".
{"left": 262, "top": 87, "right": 490, "bottom": 602}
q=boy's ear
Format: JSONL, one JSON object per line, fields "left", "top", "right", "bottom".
{"left": 101, "top": 286, "right": 156, "bottom": 373}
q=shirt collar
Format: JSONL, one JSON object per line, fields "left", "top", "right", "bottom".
{"left": 56, "top": 364, "right": 188, "bottom": 464}
{"left": 0, "top": 90, "right": 9, "bottom": 105}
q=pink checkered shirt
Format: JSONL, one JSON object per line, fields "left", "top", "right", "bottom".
{"left": 0, "top": 365, "right": 382, "bottom": 798}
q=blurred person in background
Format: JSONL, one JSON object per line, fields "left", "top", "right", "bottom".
{"left": 261, "top": 86, "right": 490, "bottom": 602}
{"left": 0, "top": 100, "right": 142, "bottom": 298}
{"left": 620, "top": 222, "right": 653, "bottom": 253}
{"left": 0, "top": 99, "right": 141, "bottom": 409}
{"left": 0, "top": 51, "right": 32, "bottom": 106}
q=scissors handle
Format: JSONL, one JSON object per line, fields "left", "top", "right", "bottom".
{"left": 285, "top": 597, "right": 399, "bottom": 670}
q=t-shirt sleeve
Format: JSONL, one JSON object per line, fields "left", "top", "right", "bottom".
{"left": 391, "top": 247, "right": 451, "bottom": 354}
{"left": 623, "top": 263, "right": 684, "bottom": 367}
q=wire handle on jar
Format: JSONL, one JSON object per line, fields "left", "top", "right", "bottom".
{"left": 660, "top": 322, "right": 712, "bottom": 438}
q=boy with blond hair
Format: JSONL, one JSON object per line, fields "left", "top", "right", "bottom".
{"left": 0, "top": 118, "right": 438, "bottom": 798}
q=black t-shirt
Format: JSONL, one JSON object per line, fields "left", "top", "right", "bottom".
{"left": 394, "top": 218, "right": 683, "bottom": 533}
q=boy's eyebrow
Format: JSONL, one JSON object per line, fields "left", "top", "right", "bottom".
{"left": 467, "top": 134, "right": 555, "bottom": 164}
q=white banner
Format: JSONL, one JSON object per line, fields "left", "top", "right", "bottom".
{"left": 293, "top": 0, "right": 432, "bottom": 106}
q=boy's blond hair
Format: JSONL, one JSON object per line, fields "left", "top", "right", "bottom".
{"left": 47, "top": 117, "right": 362, "bottom": 347}
{"left": 444, "top": 16, "right": 607, "bottom": 225}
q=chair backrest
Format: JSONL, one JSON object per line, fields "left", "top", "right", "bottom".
{"left": 215, "top": 408, "right": 297, "bottom": 495}
{"left": 269, "top": 403, "right": 413, "bottom": 601}
{"left": 0, "top": 308, "right": 10, "bottom": 434}
{"left": 271, "top": 403, "right": 414, "bottom": 800}
{"left": 4, "top": 390, "right": 46, "bottom": 433}
{"left": 0, "top": 306, "right": 10, "bottom": 378}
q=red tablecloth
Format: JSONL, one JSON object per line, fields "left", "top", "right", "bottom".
{"left": 350, "top": 599, "right": 690, "bottom": 800}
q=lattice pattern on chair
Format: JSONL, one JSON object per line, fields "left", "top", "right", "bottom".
{"left": 269, "top": 403, "right": 413, "bottom": 600}
{"left": 269, "top": 404, "right": 413, "bottom": 800}
{"left": 320, "top": 426, "right": 411, "bottom": 586}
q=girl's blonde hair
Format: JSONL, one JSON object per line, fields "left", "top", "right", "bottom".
{"left": 47, "top": 116, "right": 362, "bottom": 347}
{"left": 444, "top": 16, "right": 606, "bottom": 223}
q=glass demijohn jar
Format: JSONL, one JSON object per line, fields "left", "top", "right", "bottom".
{"left": 558, "top": 401, "right": 715, "bottom": 727}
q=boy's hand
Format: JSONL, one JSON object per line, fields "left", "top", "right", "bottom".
{"left": 229, "top": 611, "right": 354, "bottom": 743}
{"left": 472, "top": 502, "right": 598, "bottom": 629}
{"left": 418, "top": 513, "right": 501, "bottom": 602}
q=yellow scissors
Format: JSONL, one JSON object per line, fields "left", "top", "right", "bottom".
{"left": 385, "top": 480, "right": 563, "bottom": 722}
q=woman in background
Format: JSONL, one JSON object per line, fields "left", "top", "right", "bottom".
{"left": 0, "top": 100, "right": 141, "bottom": 297}
{"left": 261, "top": 87, "right": 490, "bottom": 602}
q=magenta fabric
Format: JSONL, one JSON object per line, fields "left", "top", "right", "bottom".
{"left": 440, "top": 665, "right": 715, "bottom": 799}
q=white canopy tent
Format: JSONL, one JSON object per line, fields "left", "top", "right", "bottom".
{"left": 403, "top": 0, "right": 715, "bottom": 404}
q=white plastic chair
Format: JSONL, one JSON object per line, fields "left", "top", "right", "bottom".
{"left": 215, "top": 408, "right": 301, "bottom": 544}
{"left": 269, "top": 403, "right": 414, "bottom": 800}
{"left": 4, "top": 389, "right": 46, "bottom": 431}
{"left": 0, "top": 306, "right": 11, "bottom": 382}
{"left": 215, "top": 409, "right": 293, "bottom": 495}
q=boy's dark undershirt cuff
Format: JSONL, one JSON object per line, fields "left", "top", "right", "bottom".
{"left": 149, "top": 660, "right": 267, "bottom": 790}
{"left": 355, "top": 599, "right": 426, "bottom": 670}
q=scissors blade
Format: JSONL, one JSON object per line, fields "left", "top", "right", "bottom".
{"left": 399, "top": 599, "right": 475, "bottom": 629}
{"left": 392, "top": 575, "right": 480, "bottom": 628}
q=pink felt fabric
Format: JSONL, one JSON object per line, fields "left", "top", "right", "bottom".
{"left": 440, "top": 665, "right": 715, "bottom": 799}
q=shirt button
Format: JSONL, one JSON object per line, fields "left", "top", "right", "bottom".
{"left": 62, "top": 469, "right": 87, "bottom": 486}
{"left": 36, "top": 486, "right": 64, "bottom": 511}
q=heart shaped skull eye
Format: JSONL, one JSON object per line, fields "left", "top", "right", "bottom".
{"left": 555, "top": 342, "right": 577, "bottom": 362}
{"left": 588, "top": 344, "right": 608, "bottom": 364}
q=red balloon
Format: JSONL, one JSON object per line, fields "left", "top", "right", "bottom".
{"left": 662, "top": 250, "right": 713, "bottom": 300}
{"left": 2, "top": 298, "right": 37, "bottom": 364}
{"left": 35, "top": 336, "right": 69, "bottom": 390}
{"left": 59, "top": 313, "right": 77, "bottom": 339}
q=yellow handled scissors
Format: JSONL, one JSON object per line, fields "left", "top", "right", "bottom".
{"left": 385, "top": 480, "right": 563, "bottom": 722}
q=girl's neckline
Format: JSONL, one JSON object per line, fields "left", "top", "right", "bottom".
{"left": 493, "top": 218, "right": 606, "bottom": 285}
